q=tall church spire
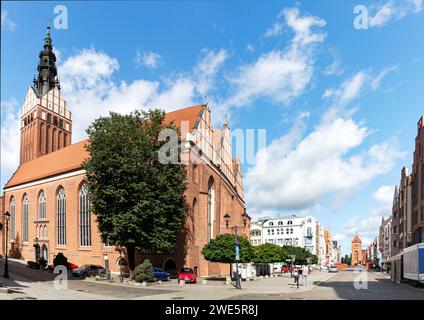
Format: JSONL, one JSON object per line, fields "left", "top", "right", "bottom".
{"left": 33, "top": 26, "right": 60, "bottom": 96}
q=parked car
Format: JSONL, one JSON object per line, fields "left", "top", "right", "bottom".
{"left": 152, "top": 267, "right": 171, "bottom": 282}
{"left": 47, "top": 262, "right": 79, "bottom": 272}
{"left": 281, "top": 266, "right": 293, "bottom": 273}
{"left": 328, "top": 265, "right": 339, "bottom": 273}
{"left": 72, "top": 264, "right": 106, "bottom": 278}
{"left": 178, "top": 267, "right": 197, "bottom": 283}
{"left": 68, "top": 262, "right": 79, "bottom": 270}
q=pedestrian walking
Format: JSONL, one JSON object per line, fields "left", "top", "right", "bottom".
{"left": 293, "top": 267, "right": 300, "bottom": 288}
{"left": 302, "top": 265, "right": 309, "bottom": 286}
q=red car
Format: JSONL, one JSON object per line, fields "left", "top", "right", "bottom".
{"left": 68, "top": 262, "right": 79, "bottom": 270}
{"left": 178, "top": 268, "right": 197, "bottom": 283}
{"left": 281, "top": 266, "right": 293, "bottom": 273}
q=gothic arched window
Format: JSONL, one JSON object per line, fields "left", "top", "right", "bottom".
{"left": 10, "top": 197, "right": 15, "bottom": 241}
{"left": 56, "top": 187, "right": 66, "bottom": 245}
{"left": 38, "top": 191, "right": 46, "bottom": 220}
{"left": 207, "top": 177, "right": 215, "bottom": 242}
{"left": 22, "top": 194, "right": 29, "bottom": 242}
{"left": 79, "top": 184, "right": 91, "bottom": 247}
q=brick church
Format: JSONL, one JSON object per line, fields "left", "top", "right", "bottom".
{"left": 0, "top": 28, "right": 250, "bottom": 276}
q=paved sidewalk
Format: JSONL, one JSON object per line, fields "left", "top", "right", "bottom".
{"left": 0, "top": 259, "right": 115, "bottom": 300}
{"left": 129, "top": 271, "right": 338, "bottom": 300}
{"left": 1, "top": 257, "right": 337, "bottom": 300}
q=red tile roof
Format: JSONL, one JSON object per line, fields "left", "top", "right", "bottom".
{"left": 5, "top": 140, "right": 89, "bottom": 189}
{"left": 4, "top": 105, "right": 204, "bottom": 189}
{"left": 164, "top": 104, "right": 204, "bottom": 132}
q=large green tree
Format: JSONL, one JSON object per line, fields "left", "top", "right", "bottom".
{"left": 283, "top": 246, "right": 318, "bottom": 265}
{"left": 201, "top": 234, "right": 254, "bottom": 274}
{"left": 83, "top": 109, "right": 187, "bottom": 270}
{"left": 253, "top": 243, "right": 287, "bottom": 264}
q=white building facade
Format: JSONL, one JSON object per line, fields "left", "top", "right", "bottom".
{"left": 250, "top": 215, "right": 319, "bottom": 256}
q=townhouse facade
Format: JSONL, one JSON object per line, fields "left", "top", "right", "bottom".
{"left": 411, "top": 116, "right": 424, "bottom": 244}
{"left": 391, "top": 167, "right": 413, "bottom": 256}
{"left": 249, "top": 215, "right": 338, "bottom": 266}
{"left": 378, "top": 216, "right": 392, "bottom": 270}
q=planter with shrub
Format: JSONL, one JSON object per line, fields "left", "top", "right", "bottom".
{"left": 132, "top": 259, "right": 154, "bottom": 283}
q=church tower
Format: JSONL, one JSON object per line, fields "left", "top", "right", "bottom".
{"left": 20, "top": 27, "right": 72, "bottom": 164}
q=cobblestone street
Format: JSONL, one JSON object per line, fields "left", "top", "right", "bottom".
{"left": 226, "top": 271, "right": 424, "bottom": 300}
{"left": 2, "top": 260, "right": 423, "bottom": 300}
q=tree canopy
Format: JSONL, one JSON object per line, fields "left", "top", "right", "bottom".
{"left": 201, "top": 233, "right": 254, "bottom": 263}
{"left": 83, "top": 109, "right": 187, "bottom": 269}
{"left": 253, "top": 243, "right": 287, "bottom": 264}
{"left": 283, "top": 246, "right": 318, "bottom": 265}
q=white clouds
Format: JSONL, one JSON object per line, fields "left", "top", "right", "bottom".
{"left": 225, "top": 50, "right": 313, "bottom": 106}
{"left": 373, "top": 185, "right": 395, "bottom": 207}
{"left": 134, "top": 50, "right": 162, "bottom": 69}
{"left": 369, "top": 0, "right": 423, "bottom": 28}
{"left": 60, "top": 48, "right": 119, "bottom": 94}
{"left": 323, "top": 67, "right": 398, "bottom": 107}
{"left": 282, "top": 7, "right": 326, "bottom": 46}
{"left": 245, "top": 110, "right": 404, "bottom": 212}
{"left": 263, "top": 22, "right": 283, "bottom": 38}
{"left": 1, "top": 10, "right": 16, "bottom": 31}
{"left": 194, "top": 49, "right": 228, "bottom": 96}
{"left": 323, "top": 71, "right": 367, "bottom": 105}
{"left": 57, "top": 48, "right": 197, "bottom": 141}
{"left": 1, "top": 98, "right": 20, "bottom": 188}
{"left": 324, "top": 49, "right": 344, "bottom": 76}
{"left": 224, "top": 8, "right": 326, "bottom": 109}
{"left": 343, "top": 213, "right": 382, "bottom": 245}
{"left": 370, "top": 65, "right": 398, "bottom": 90}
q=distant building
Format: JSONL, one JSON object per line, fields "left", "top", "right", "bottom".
{"left": 391, "top": 167, "right": 413, "bottom": 256}
{"left": 379, "top": 216, "right": 392, "bottom": 271}
{"left": 351, "top": 233, "right": 363, "bottom": 266}
{"left": 366, "top": 238, "right": 378, "bottom": 264}
{"left": 411, "top": 116, "right": 424, "bottom": 244}
{"left": 250, "top": 215, "right": 319, "bottom": 256}
{"left": 316, "top": 224, "right": 327, "bottom": 267}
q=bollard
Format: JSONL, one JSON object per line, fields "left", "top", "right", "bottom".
{"left": 179, "top": 280, "right": 185, "bottom": 286}
{"left": 141, "top": 281, "right": 148, "bottom": 287}
{"left": 202, "top": 279, "right": 208, "bottom": 285}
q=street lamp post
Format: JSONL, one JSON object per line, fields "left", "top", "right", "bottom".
{"left": 3, "top": 211, "right": 11, "bottom": 278}
{"left": 224, "top": 210, "right": 248, "bottom": 290}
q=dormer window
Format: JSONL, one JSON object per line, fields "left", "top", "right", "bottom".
{"left": 269, "top": 222, "right": 274, "bottom": 226}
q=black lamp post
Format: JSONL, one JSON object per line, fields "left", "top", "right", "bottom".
{"left": 224, "top": 210, "right": 248, "bottom": 290}
{"left": 34, "top": 237, "right": 40, "bottom": 262}
{"left": 3, "top": 211, "right": 10, "bottom": 278}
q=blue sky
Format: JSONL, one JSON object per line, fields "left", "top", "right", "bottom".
{"left": 1, "top": 1, "right": 423, "bottom": 255}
